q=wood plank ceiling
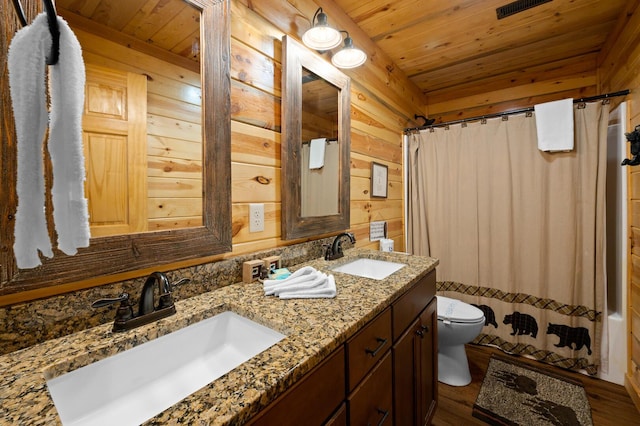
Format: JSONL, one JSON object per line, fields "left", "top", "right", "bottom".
{"left": 57, "top": 0, "right": 632, "bottom": 119}
{"left": 334, "top": 0, "right": 631, "bottom": 112}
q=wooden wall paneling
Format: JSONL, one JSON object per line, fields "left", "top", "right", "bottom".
{"left": 232, "top": 203, "right": 280, "bottom": 242}
{"left": 232, "top": 163, "right": 280, "bottom": 203}
{"left": 231, "top": 79, "right": 281, "bottom": 131}
{"left": 351, "top": 130, "right": 403, "bottom": 164}
{"left": 430, "top": 88, "right": 598, "bottom": 124}
{"left": 429, "top": 75, "right": 597, "bottom": 117}
{"left": 231, "top": 121, "right": 281, "bottom": 168}
{"left": 238, "top": 0, "right": 427, "bottom": 119}
{"left": 426, "top": 54, "right": 598, "bottom": 107}
{"left": 597, "top": 1, "right": 640, "bottom": 92}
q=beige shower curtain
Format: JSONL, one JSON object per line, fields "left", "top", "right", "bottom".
{"left": 408, "top": 102, "right": 609, "bottom": 374}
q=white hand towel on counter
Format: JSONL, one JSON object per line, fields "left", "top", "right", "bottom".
{"left": 308, "top": 138, "right": 326, "bottom": 169}
{"left": 534, "top": 98, "right": 574, "bottom": 152}
{"left": 263, "top": 266, "right": 317, "bottom": 295}
{"left": 279, "top": 275, "right": 337, "bottom": 299}
{"left": 271, "top": 272, "right": 328, "bottom": 296}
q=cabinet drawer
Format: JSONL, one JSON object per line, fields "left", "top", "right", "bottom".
{"left": 248, "top": 346, "right": 346, "bottom": 426}
{"left": 346, "top": 307, "right": 392, "bottom": 391}
{"left": 392, "top": 270, "right": 435, "bottom": 340}
{"left": 348, "top": 351, "right": 393, "bottom": 426}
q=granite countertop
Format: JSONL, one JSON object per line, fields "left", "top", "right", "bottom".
{"left": 0, "top": 249, "right": 438, "bottom": 425}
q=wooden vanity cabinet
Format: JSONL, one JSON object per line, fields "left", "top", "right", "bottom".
{"left": 247, "top": 269, "right": 437, "bottom": 426}
{"left": 247, "top": 346, "right": 346, "bottom": 426}
{"left": 346, "top": 307, "right": 393, "bottom": 424}
{"left": 392, "top": 270, "right": 437, "bottom": 426}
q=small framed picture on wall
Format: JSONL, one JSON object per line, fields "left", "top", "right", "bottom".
{"left": 371, "top": 162, "right": 388, "bottom": 198}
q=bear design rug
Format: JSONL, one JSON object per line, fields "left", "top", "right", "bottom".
{"left": 473, "top": 355, "right": 593, "bottom": 426}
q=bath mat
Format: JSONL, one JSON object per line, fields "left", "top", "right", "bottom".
{"left": 473, "top": 355, "right": 593, "bottom": 426}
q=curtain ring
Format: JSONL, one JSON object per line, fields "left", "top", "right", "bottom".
{"left": 429, "top": 127, "right": 435, "bottom": 133}
{"left": 501, "top": 115, "right": 509, "bottom": 121}
{"left": 577, "top": 102, "right": 586, "bottom": 109}
{"left": 461, "top": 122, "right": 467, "bottom": 128}
{"left": 481, "top": 118, "right": 487, "bottom": 124}
{"left": 602, "top": 99, "right": 611, "bottom": 105}
{"left": 525, "top": 111, "right": 533, "bottom": 117}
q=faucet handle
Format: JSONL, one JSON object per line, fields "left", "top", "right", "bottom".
{"left": 92, "top": 293, "right": 130, "bottom": 308}
{"left": 92, "top": 293, "right": 134, "bottom": 323}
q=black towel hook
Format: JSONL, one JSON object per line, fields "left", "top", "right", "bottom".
{"left": 11, "top": 0, "right": 60, "bottom": 65}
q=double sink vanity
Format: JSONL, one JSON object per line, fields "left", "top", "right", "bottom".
{"left": 0, "top": 249, "right": 438, "bottom": 425}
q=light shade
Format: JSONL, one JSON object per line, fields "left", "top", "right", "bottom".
{"left": 331, "top": 36, "right": 367, "bottom": 69}
{"left": 302, "top": 9, "right": 342, "bottom": 51}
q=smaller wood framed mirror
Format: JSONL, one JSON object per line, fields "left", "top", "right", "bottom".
{"left": 281, "top": 36, "right": 351, "bottom": 240}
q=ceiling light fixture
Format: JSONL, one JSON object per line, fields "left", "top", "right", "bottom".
{"left": 331, "top": 32, "right": 367, "bottom": 69}
{"left": 302, "top": 8, "right": 342, "bottom": 51}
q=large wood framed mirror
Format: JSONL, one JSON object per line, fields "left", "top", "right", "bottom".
{"left": 281, "top": 36, "right": 350, "bottom": 240}
{"left": 0, "top": 0, "right": 231, "bottom": 296}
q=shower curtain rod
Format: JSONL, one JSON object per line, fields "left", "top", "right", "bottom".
{"left": 404, "top": 89, "right": 630, "bottom": 133}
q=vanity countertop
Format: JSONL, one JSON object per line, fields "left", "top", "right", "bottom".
{"left": 0, "top": 249, "right": 438, "bottom": 425}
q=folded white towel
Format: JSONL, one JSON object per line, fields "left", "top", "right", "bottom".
{"left": 308, "top": 138, "right": 326, "bottom": 169}
{"left": 534, "top": 98, "right": 574, "bottom": 152}
{"left": 8, "top": 13, "right": 90, "bottom": 269}
{"left": 278, "top": 275, "right": 337, "bottom": 299}
{"left": 272, "top": 272, "right": 327, "bottom": 296}
{"left": 263, "top": 265, "right": 315, "bottom": 287}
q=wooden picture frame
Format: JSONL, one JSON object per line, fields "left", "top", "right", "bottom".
{"left": 371, "top": 162, "right": 388, "bottom": 198}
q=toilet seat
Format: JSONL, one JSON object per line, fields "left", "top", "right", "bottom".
{"left": 437, "top": 295, "right": 484, "bottom": 324}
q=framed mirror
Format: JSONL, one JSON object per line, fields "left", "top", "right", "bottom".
{"left": 0, "top": 0, "right": 231, "bottom": 295}
{"left": 281, "top": 36, "right": 351, "bottom": 240}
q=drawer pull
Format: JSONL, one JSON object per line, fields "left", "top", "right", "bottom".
{"left": 416, "top": 324, "right": 429, "bottom": 337}
{"left": 368, "top": 408, "right": 389, "bottom": 426}
{"left": 365, "top": 337, "right": 388, "bottom": 357}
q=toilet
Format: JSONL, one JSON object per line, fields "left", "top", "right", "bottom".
{"left": 437, "top": 295, "right": 485, "bottom": 386}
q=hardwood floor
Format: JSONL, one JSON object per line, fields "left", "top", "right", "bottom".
{"left": 432, "top": 344, "right": 640, "bottom": 426}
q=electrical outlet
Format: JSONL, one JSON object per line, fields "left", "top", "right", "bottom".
{"left": 249, "top": 203, "right": 264, "bottom": 232}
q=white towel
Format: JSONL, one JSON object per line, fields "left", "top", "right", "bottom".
{"left": 278, "top": 275, "right": 337, "bottom": 299}
{"left": 308, "top": 138, "right": 326, "bottom": 169}
{"left": 8, "top": 14, "right": 90, "bottom": 269}
{"left": 263, "top": 266, "right": 316, "bottom": 295}
{"left": 272, "top": 272, "right": 327, "bottom": 296}
{"left": 534, "top": 98, "right": 574, "bottom": 152}
{"left": 48, "top": 16, "right": 90, "bottom": 256}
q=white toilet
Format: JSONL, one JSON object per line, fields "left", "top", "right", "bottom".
{"left": 437, "top": 295, "right": 485, "bottom": 386}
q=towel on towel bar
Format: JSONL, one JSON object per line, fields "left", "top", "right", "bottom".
{"left": 308, "top": 138, "right": 327, "bottom": 169}
{"left": 534, "top": 98, "right": 574, "bottom": 152}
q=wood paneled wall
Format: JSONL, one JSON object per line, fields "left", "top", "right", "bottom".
{"left": 597, "top": 1, "right": 640, "bottom": 412}
{"left": 0, "top": 0, "right": 425, "bottom": 304}
{"left": 228, "top": 0, "right": 426, "bottom": 255}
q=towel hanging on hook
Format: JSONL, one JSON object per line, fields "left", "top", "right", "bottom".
{"left": 11, "top": 0, "right": 60, "bottom": 65}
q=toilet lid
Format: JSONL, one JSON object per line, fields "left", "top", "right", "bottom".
{"left": 437, "top": 296, "right": 484, "bottom": 323}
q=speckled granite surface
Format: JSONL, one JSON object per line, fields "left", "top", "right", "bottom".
{"left": 0, "top": 249, "right": 438, "bottom": 425}
{"left": 0, "top": 239, "right": 332, "bottom": 356}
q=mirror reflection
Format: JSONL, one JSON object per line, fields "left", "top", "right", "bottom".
{"left": 301, "top": 68, "right": 340, "bottom": 217}
{"left": 281, "top": 36, "right": 350, "bottom": 240}
{"left": 58, "top": 0, "right": 203, "bottom": 237}
{"left": 0, "top": 0, "right": 231, "bottom": 293}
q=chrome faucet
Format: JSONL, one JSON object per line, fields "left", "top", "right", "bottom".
{"left": 325, "top": 232, "right": 356, "bottom": 260}
{"left": 92, "top": 272, "right": 189, "bottom": 332}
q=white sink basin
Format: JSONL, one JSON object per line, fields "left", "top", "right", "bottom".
{"left": 46, "top": 311, "right": 286, "bottom": 426}
{"left": 331, "top": 258, "right": 406, "bottom": 280}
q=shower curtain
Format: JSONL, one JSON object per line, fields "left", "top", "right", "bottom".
{"left": 407, "top": 102, "right": 609, "bottom": 374}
